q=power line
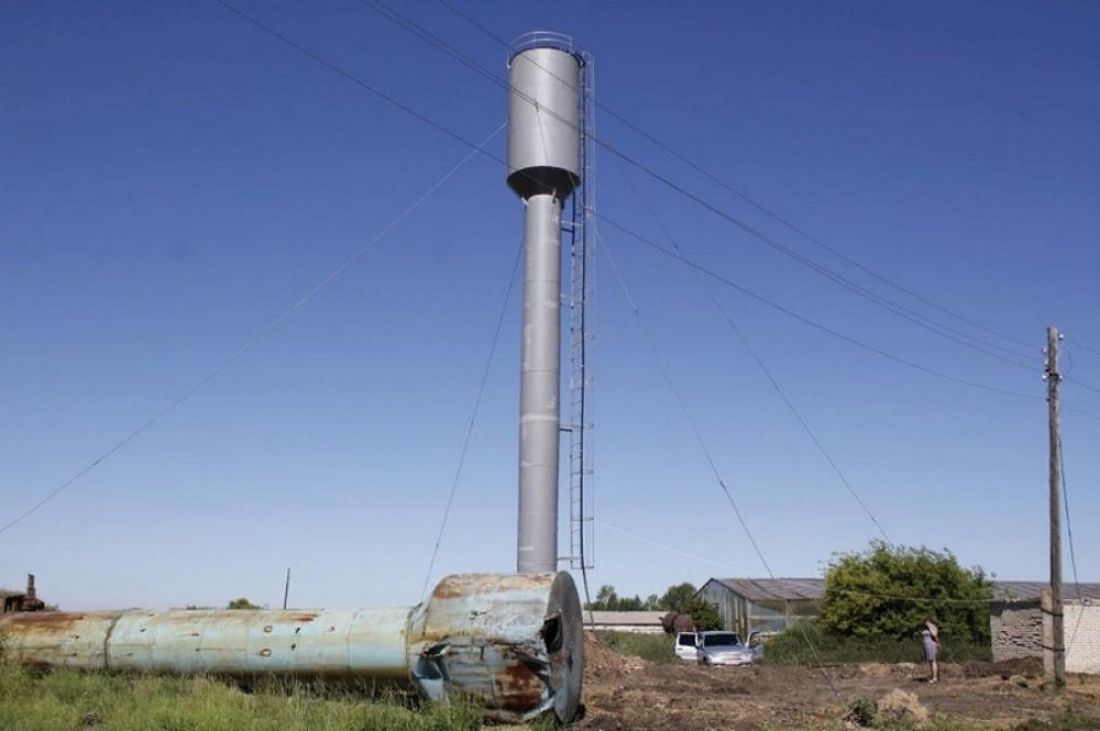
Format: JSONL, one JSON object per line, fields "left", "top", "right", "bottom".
{"left": 1066, "top": 337, "right": 1100, "bottom": 358}
{"left": 362, "top": 0, "right": 1036, "bottom": 369}
{"left": 1064, "top": 375, "right": 1100, "bottom": 397}
{"left": 596, "top": 520, "right": 747, "bottom": 575}
{"left": 213, "top": 2, "right": 1100, "bottom": 425}
{"left": 420, "top": 237, "right": 522, "bottom": 601}
{"left": 600, "top": 232, "right": 838, "bottom": 694}
{"left": 432, "top": 0, "right": 1036, "bottom": 356}
{"left": 1058, "top": 435, "right": 1086, "bottom": 651}
{"left": 214, "top": 0, "right": 489, "bottom": 155}
{"left": 598, "top": 521, "right": 1001, "bottom": 605}
{"left": 209, "top": 6, "right": 1076, "bottom": 664}
{"left": 348, "top": 1, "right": 597, "bottom": 606}
{"left": 596, "top": 145, "right": 1036, "bottom": 367}
{"left": 212, "top": 0, "right": 561, "bottom": 248}
{"left": 601, "top": 236, "right": 774, "bottom": 576}
{"left": 597, "top": 212, "right": 1045, "bottom": 403}
{"left": 1055, "top": 338, "right": 1100, "bottom": 419}
{"left": 624, "top": 174, "right": 890, "bottom": 543}
{"left": 0, "top": 121, "right": 506, "bottom": 537}
{"left": 212, "top": 0, "right": 1050, "bottom": 409}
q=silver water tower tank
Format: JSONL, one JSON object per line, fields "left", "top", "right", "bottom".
{"left": 506, "top": 33, "right": 584, "bottom": 574}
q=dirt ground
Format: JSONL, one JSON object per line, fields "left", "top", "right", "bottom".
{"left": 577, "top": 636, "right": 1100, "bottom": 730}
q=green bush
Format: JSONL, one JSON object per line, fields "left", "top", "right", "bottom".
{"left": 654, "top": 583, "right": 722, "bottom": 630}
{"left": 763, "top": 622, "right": 991, "bottom": 665}
{"left": 226, "top": 598, "right": 260, "bottom": 610}
{"left": 595, "top": 631, "right": 677, "bottom": 664}
{"left": 845, "top": 696, "right": 877, "bottom": 727}
{"left": 822, "top": 541, "right": 993, "bottom": 644}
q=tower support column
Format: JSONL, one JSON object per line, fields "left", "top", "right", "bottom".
{"left": 517, "top": 193, "right": 562, "bottom": 574}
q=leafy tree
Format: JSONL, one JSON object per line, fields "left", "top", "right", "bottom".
{"left": 585, "top": 582, "right": 722, "bottom": 630}
{"left": 681, "top": 596, "right": 723, "bottom": 630}
{"left": 652, "top": 582, "right": 723, "bottom": 630}
{"left": 657, "top": 582, "right": 697, "bottom": 613}
{"left": 586, "top": 585, "right": 646, "bottom": 611}
{"left": 589, "top": 584, "right": 617, "bottom": 609}
{"left": 821, "top": 541, "right": 993, "bottom": 644}
{"left": 226, "top": 598, "right": 259, "bottom": 610}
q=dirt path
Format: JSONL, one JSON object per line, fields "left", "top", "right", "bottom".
{"left": 579, "top": 638, "right": 1100, "bottom": 730}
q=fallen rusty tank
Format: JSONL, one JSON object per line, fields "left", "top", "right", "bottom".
{"left": 0, "top": 572, "right": 584, "bottom": 724}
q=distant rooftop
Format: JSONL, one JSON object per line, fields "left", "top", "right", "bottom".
{"left": 707, "top": 578, "right": 826, "bottom": 602}
{"left": 993, "top": 581, "right": 1100, "bottom": 601}
{"left": 583, "top": 610, "right": 664, "bottom": 627}
{"left": 706, "top": 578, "right": 1100, "bottom": 602}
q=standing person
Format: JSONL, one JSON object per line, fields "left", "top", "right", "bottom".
{"left": 922, "top": 618, "right": 940, "bottom": 683}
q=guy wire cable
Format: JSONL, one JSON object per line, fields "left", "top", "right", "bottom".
{"left": 212, "top": 0, "right": 1058, "bottom": 410}
{"left": 622, "top": 169, "right": 891, "bottom": 543}
{"left": 359, "top": 0, "right": 1035, "bottom": 367}
{"left": 0, "top": 122, "right": 505, "bottom": 536}
{"left": 420, "top": 237, "right": 523, "bottom": 602}
{"left": 432, "top": 0, "right": 1035, "bottom": 354}
{"left": 600, "top": 230, "right": 839, "bottom": 695}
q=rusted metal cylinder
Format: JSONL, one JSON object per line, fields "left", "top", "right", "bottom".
{"left": 0, "top": 572, "right": 584, "bottom": 723}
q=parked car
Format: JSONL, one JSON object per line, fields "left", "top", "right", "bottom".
{"left": 674, "top": 631, "right": 698, "bottom": 663}
{"left": 695, "top": 631, "right": 764, "bottom": 666}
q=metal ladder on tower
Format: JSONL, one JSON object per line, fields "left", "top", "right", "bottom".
{"left": 565, "top": 51, "right": 595, "bottom": 572}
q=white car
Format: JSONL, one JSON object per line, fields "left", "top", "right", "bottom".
{"left": 695, "top": 631, "right": 764, "bottom": 666}
{"left": 674, "top": 631, "right": 699, "bottom": 663}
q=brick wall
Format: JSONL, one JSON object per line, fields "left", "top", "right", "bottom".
{"left": 990, "top": 600, "right": 1043, "bottom": 662}
{"left": 1065, "top": 599, "right": 1100, "bottom": 674}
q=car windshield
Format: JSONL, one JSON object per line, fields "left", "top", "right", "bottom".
{"left": 702, "top": 633, "right": 741, "bottom": 647}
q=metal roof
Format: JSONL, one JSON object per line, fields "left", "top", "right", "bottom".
{"left": 706, "top": 578, "right": 1100, "bottom": 602}
{"left": 993, "top": 581, "right": 1100, "bottom": 601}
{"left": 708, "top": 578, "right": 826, "bottom": 602}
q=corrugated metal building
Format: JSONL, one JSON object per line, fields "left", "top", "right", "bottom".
{"left": 698, "top": 578, "right": 825, "bottom": 637}
{"left": 698, "top": 578, "right": 1100, "bottom": 639}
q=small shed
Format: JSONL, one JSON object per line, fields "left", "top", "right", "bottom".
{"left": 583, "top": 611, "right": 665, "bottom": 634}
{"left": 697, "top": 578, "right": 824, "bottom": 637}
{"left": 989, "top": 581, "right": 1100, "bottom": 669}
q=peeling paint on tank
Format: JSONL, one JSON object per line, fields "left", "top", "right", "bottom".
{"left": 0, "top": 572, "right": 583, "bottom": 723}
{"left": 0, "top": 612, "right": 122, "bottom": 669}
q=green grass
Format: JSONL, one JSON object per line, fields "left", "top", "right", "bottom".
{"left": 763, "top": 622, "right": 992, "bottom": 666}
{"left": 0, "top": 653, "right": 485, "bottom": 731}
{"left": 594, "top": 631, "right": 677, "bottom": 663}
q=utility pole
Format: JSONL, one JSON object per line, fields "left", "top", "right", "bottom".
{"left": 1045, "top": 325, "right": 1065, "bottom": 687}
{"left": 282, "top": 567, "right": 291, "bottom": 611}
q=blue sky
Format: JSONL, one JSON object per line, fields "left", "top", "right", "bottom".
{"left": 2, "top": 1, "right": 1097, "bottom": 610}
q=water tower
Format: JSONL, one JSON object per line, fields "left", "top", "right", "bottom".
{"left": 506, "top": 33, "right": 584, "bottom": 574}
{"left": 0, "top": 30, "right": 591, "bottom": 725}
